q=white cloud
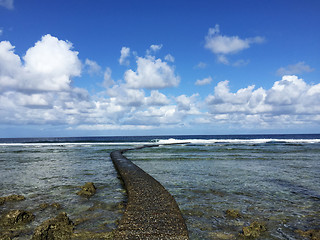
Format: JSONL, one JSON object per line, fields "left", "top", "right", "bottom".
{"left": 103, "top": 67, "right": 114, "bottom": 88}
{"left": 205, "top": 75, "right": 320, "bottom": 128}
{"left": 150, "top": 44, "right": 162, "bottom": 51}
{"left": 1, "top": 35, "right": 319, "bottom": 133}
{"left": 195, "top": 62, "right": 207, "bottom": 69}
{"left": 205, "top": 24, "right": 264, "bottom": 65}
{"left": 164, "top": 54, "right": 175, "bottom": 62}
{"left": 119, "top": 46, "right": 130, "bottom": 65}
{"left": 124, "top": 55, "right": 180, "bottom": 89}
{"left": 276, "top": 62, "right": 314, "bottom": 76}
{"left": 0, "top": 35, "right": 81, "bottom": 92}
{"left": 195, "top": 76, "right": 212, "bottom": 86}
{"left": 145, "top": 90, "right": 170, "bottom": 106}
{"left": 147, "top": 44, "right": 163, "bottom": 55}
{"left": 85, "top": 59, "right": 101, "bottom": 75}
{"left": 0, "top": 0, "right": 13, "bottom": 9}
{"left": 0, "top": 29, "right": 3, "bottom": 36}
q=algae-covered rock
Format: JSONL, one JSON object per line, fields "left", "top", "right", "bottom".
{"left": 295, "top": 229, "right": 320, "bottom": 240}
{"left": 226, "top": 209, "right": 241, "bottom": 218}
{"left": 76, "top": 182, "right": 96, "bottom": 197}
{"left": 240, "top": 221, "right": 266, "bottom": 238}
{"left": 0, "top": 210, "right": 35, "bottom": 227}
{"left": 39, "top": 202, "right": 62, "bottom": 210}
{"left": 32, "top": 212, "right": 74, "bottom": 240}
{"left": 0, "top": 195, "right": 25, "bottom": 205}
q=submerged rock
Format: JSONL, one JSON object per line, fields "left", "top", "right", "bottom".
{"left": 32, "top": 212, "right": 74, "bottom": 240}
{"left": 0, "top": 195, "right": 25, "bottom": 205}
{"left": 39, "top": 202, "right": 62, "bottom": 210}
{"left": 226, "top": 209, "right": 241, "bottom": 218}
{"left": 295, "top": 229, "right": 320, "bottom": 240}
{"left": 240, "top": 221, "right": 266, "bottom": 238}
{"left": 0, "top": 210, "right": 35, "bottom": 227}
{"left": 76, "top": 182, "right": 96, "bottom": 197}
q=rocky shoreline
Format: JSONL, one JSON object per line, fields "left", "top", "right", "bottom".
{"left": 1, "top": 144, "right": 319, "bottom": 240}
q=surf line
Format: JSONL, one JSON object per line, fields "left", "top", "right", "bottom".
{"left": 110, "top": 143, "right": 189, "bottom": 240}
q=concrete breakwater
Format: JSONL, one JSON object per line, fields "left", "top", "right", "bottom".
{"left": 110, "top": 145, "right": 189, "bottom": 239}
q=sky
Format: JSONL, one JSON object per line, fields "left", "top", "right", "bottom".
{"left": 0, "top": 0, "right": 320, "bottom": 137}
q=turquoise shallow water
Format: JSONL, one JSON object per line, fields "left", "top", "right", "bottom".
{"left": 1, "top": 135, "right": 320, "bottom": 239}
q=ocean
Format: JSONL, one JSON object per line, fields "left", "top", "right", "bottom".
{"left": 0, "top": 134, "right": 319, "bottom": 239}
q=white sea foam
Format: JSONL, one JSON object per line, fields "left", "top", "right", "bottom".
{"left": 1, "top": 138, "right": 320, "bottom": 147}
{"left": 155, "top": 138, "right": 320, "bottom": 145}
{"left": 0, "top": 142, "right": 149, "bottom": 147}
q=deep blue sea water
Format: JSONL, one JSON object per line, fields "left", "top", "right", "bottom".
{"left": 1, "top": 134, "right": 320, "bottom": 239}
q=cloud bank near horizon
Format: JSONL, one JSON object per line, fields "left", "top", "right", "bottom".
{"left": 0, "top": 34, "right": 319, "bottom": 133}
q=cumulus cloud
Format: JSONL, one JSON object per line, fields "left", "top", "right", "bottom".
{"left": 124, "top": 55, "right": 180, "bottom": 89}
{"left": 1, "top": 35, "right": 319, "bottom": 133}
{"left": 0, "top": 0, "right": 13, "bottom": 9}
{"left": 195, "top": 62, "right": 207, "bottom": 69}
{"left": 0, "top": 34, "right": 81, "bottom": 92}
{"left": 145, "top": 90, "right": 170, "bottom": 106}
{"left": 147, "top": 44, "right": 163, "bottom": 55}
{"left": 276, "top": 62, "right": 314, "bottom": 76}
{"left": 85, "top": 59, "right": 101, "bottom": 75}
{"left": 119, "top": 46, "right": 130, "bottom": 65}
{"left": 205, "top": 75, "right": 320, "bottom": 128}
{"left": 195, "top": 76, "right": 212, "bottom": 86}
{"left": 164, "top": 54, "right": 175, "bottom": 62}
{"left": 205, "top": 24, "right": 264, "bottom": 65}
{"left": 103, "top": 67, "right": 114, "bottom": 88}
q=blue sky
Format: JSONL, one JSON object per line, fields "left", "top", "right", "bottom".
{"left": 0, "top": 0, "right": 320, "bottom": 137}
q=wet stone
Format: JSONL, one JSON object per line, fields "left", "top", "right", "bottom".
{"left": 77, "top": 182, "right": 96, "bottom": 197}
{"left": 32, "top": 212, "right": 74, "bottom": 240}
{"left": 295, "top": 229, "right": 320, "bottom": 240}
{"left": 226, "top": 209, "right": 241, "bottom": 219}
{"left": 0, "top": 210, "right": 35, "bottom": 227}
{"left": 110, "top": 149, "right": 189, "bottom": 239}
{"left": 240, "top": 221, "right": 266, "bottom": 238}
{"left": 0, "top": 195, "right": 25, "bottom": 205}
{"left": 39, "top": 202, "right": 62, "bottom": 210}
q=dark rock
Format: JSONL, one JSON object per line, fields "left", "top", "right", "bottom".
{"left": 226, "top": 209, "right": 241, "bottom": 218}
{"left": 0, "top": 195, "right": 25, "bottom": 205}
{"left": 39, "top": 202, "right": 62, "bottom": 210}
{"left": 240, "top": 221, "right": 266, "bottom": 238}
{"left": 76, "top": 182, "right": 96, "bottom": 197}
{"left": 0, "top": 210, "right": 35, "bottom": 227}
{"left": 32, "top": 212, "right": 74, "bottom": 240}
{"left": 51, "top": 203, "right": 61, "bottom": 209}
{"left": 295, "top": 229, "right": 320, "bottom": 240}
{"left": 39, "top": 203, "right": 50, "bottom": 210}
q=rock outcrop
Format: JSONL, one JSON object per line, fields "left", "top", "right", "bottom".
{"left": 32, "top": 212, "right": 74, "bottom": 240}
{"left": 240, "top": 221, "right": 266, "bottom": 238}
{"left": 0, "top": 209, "right": 35, "bottom": 227}
{"left": 0, "top": 195, "right": 25, "bottom": 205}
{"left": 76, "top": 182, "right": 96, "bottom": 197}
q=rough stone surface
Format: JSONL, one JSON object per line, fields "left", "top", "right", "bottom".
{"left": 241, "top": 221, "right": 266, "bottom": 238}
{"left": 0, "top": 210, "right": 35, "bottom": 227}
{"left": 0, "top": 195, "right": 25, "bottom": 205}
{"left": 296, "top": 229, "right": 320, "bottom": 240}
{"left": 226, "top": 209, "right": 241, "bottom": 218}
{"left": 76, "top": 182, "right": 96, "bottom": 197}
{"left": 110, "top": 147, "right": 189, "bottom": 239}
{"left": 32, "top": 212, "right": 74, "bottom": 240}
